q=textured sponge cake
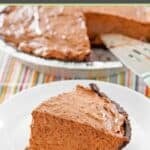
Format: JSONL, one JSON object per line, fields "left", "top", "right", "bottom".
{"left": 27, "top": 84, "right": 131, "bottom": 150}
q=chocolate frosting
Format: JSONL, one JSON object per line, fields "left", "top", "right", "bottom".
{"left": 0, "top": 6, "right": 90, "bottom": 61}
{"left": 37, "top": 84, "right": 130, "bottom": 139}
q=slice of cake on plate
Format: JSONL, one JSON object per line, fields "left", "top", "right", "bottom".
{"left": 27, "top": 84, "right": 131, "bottom": 150}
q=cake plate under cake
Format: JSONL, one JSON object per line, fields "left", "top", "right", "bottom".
{"left": 0, "top": 40, "right": 124, "bottom": 79}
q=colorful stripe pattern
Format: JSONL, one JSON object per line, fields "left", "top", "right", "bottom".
{"left": 0, "top": 51, "right": 149, "bottom": 103}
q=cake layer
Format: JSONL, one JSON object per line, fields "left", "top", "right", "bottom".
{"left": 28, "top": 110, "right": 126, "bottom": 150}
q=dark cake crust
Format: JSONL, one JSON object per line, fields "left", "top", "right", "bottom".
{"left": 89, "top": 83, "right": 131, "bottom": 149}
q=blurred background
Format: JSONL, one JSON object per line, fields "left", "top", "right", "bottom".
{"left": 0, "top": 5, "right": 149, "bottom": 103}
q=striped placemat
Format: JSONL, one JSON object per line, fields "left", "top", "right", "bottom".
{"left": 0, "top": 51, "right": 149, "bottom": 103}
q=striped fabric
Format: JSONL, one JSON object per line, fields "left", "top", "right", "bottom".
{"left": 0, "top": 51, "right": 149, "bottom": 103}
{"left": 0, "top": 52, "right": 55, "bottom": 103}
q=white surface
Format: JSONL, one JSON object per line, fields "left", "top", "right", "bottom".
{"left": 0, "top": 80, "right": 149, "bottom": 150}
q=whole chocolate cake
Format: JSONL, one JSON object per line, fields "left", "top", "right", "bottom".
{"left": 0, "top": 6, "right": 150, "bottom": 61}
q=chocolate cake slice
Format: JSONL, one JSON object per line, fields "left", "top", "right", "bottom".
{"left": 0, "top": 6, "right": 90, "bottom": 61}
{"left": 27, "top": 84, "right": 131, "bottom": 150}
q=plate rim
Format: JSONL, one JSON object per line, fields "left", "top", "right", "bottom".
{"left": 0, "top": 40, "right": 123, "bottom": 70}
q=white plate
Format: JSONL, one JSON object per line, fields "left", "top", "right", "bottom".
{"left": 0, "top": 80, "right": 149, "bottom": 150}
